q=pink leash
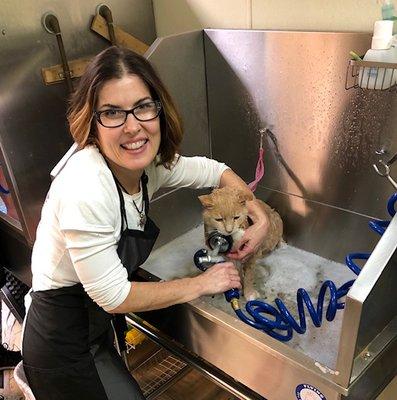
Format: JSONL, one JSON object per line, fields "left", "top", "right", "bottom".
{"left": 248, "top": 129, "right": 266, "bottom": 192}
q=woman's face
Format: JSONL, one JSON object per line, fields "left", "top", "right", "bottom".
{"left": 95, "top": 74, "right": 161, "bottom": 174}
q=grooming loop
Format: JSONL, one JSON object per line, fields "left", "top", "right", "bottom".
{"left": 229, "top": 193, "right": 397, "bottom": 342}
{"left": 248, "top": 128, "right": 266, "bottom": 192}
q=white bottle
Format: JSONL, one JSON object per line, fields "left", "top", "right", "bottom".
{"left": 359, "top": 20, "right": 397, "bottom": 89}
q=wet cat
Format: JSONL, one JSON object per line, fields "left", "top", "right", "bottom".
{"left": 198, "top": 187, "right": 283, "bottom": 300}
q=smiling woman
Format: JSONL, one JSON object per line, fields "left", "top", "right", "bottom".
{"left": 21, "top": 46, "right": 269, "bottom": 400}
{"left": 94, "top": 74, "right": 162, "bottom": 193}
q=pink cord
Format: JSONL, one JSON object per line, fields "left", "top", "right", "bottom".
{"left": 248, "top": 147, "right": 264, "bottom": 192}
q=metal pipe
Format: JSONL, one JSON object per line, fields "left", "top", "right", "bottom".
{"left": 125, "top": 314, "right": 265, "bottom": 400}
{"left": 97, "top": 4, "right": 117, "bottom": 46}
{"left": 42, "top": 13, "right": 73, "bottom": 93}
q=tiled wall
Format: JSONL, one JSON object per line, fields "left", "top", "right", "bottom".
{"left": 153, "top": 0, "right": 382, "bottom": 37}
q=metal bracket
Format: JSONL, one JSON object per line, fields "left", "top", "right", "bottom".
{"left": 42, "top": 58, "right": 92, "bottom": 85}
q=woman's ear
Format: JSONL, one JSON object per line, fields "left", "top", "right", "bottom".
{"left": 237, "top": 190, "right": 254, "bottom": 205}
{"left": 198, "top": 194, "right": 214, "bottom": 209}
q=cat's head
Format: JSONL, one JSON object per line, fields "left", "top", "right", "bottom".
{"left": 198, "top": 187, "right": 254, "bottom": 235}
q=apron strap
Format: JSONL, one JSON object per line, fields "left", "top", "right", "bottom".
{"left": 113, "top": 179, "right": 128, "bottom": 232}
{"left": 141, "top": 172, "right": 150, "bottom": 215}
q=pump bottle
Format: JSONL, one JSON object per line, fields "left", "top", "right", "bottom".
{"left": 359, "top": 20, "right": 397, "bottom": 89}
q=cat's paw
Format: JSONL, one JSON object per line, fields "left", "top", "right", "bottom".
{"left": 245, "top": 289, "right": 260, "bottom": 301}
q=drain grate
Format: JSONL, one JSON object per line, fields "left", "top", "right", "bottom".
{"left": 132, "top": 347, "right": 189, "bottom": 398}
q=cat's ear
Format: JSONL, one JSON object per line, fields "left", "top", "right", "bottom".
{"left": 237, "top": 190, "right": 254, "bottom": 205}
{"left": 198, "top": 194, "right": 214, "bottom": 209}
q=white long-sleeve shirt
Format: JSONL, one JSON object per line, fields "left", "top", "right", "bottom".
{"left": 31, "top": 145, "right": 228, "bottom": 311}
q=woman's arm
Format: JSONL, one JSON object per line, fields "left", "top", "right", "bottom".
{"left": 108, "top": 261, "right": 241, "bottom": 313}
{"left": 219, "top": 169, "right": 269, "bottom": 261}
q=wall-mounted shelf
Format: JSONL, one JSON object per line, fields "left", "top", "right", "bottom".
{"left": 345, "top": 59, "right": 397, "bottom": 91}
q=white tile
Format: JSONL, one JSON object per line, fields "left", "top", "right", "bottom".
{"left": 252, "top": 0, "right": 380, "bottom": 32}
{"left": 153, "top": 0, "right": 251, "bottom": 37}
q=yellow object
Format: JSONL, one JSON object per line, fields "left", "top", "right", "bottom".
{"left": 125, "top": 328, "right": 146, "bottom": 347}
{"left": 231, "top": 298, "right": 240, "bottom": 311}
{"left": 349, "top": 51, "right": 363, "bottom": 61}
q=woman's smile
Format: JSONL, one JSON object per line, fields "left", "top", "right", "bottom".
{"left": 121, "top": 138, "right": 149, "bottom": 152}
{"left": 96, "top": 74, "right": 161, "bottom": 192}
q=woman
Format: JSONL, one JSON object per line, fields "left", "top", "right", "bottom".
{"left": 22, "top": 46, "right": 269, "bottom": 400}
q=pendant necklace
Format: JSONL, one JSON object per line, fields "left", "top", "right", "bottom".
{"left": 132, "top": 199, "right": 146, "bottom": 229}
{"left": 113, "top": 175, "right": 146, "bottom": 229}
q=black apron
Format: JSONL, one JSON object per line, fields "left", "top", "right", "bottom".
{"left": 22, "top": 171, "right": 159, "bottom": 400}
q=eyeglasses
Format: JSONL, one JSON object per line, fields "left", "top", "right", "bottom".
{"left": 95, "top": 100, "right": 162, "bottom": 128}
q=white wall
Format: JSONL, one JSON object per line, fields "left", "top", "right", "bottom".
{"left": 152, "top": 0, "right": 383, "bottom": 37}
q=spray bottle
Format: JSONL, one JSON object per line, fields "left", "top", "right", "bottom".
{"left": 379, "top": 0, "right": 396, "bottom": 20}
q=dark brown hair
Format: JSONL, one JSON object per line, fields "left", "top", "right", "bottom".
{"left": 67, "top": 46, "right": 183, "bottom": 168}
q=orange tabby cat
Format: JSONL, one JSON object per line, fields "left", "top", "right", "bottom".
{"left": 199, "top": 187, "right": 283, "bottom": 300}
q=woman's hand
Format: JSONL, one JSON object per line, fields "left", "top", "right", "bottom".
{"left": 197, "top": 262, "right": 241, "bottom": 296}
{"left": 227, "top": 199, "right": 269, "bottom": 261}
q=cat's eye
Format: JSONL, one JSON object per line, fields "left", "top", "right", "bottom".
{"left": 234, "top": 216, "right": 240, "bottom": 220}
{"left": 215, "top": 218, "right": 223, "bottom": 222}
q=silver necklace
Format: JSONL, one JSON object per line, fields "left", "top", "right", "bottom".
{"left": 132, "top": 199, "right": 146, "bottom": 229}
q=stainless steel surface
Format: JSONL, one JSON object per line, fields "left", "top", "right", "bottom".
{"left": 350, "top": 317, "right": 397, "bottom": 382}
{"left": 337, "top": 213, "right": 397, "bottom": 387}
{"left": 146, "top": 30, "right": 210, "bottom": 158}
{"left": 204, "top": 30, "right": 397, "bottom": 221}
{"left": 343, "top": 323, "right": 397, "bottom": 399}
{"left": 254, "top": 187, "right": 380, "bottom": 264}
{"left": 0, "top": 0, "right": 156, "bottom": 245}
{"left": 150, "top": 188, "right": 205, "bottom": 249}
{"left": 137, "top": 29, "right": 397, "bottom": 399}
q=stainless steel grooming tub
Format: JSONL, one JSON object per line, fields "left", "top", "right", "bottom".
{"left": 132, "top": 29, "right": 397, "bottom": 400}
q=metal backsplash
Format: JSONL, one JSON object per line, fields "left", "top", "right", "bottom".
{"left": 0, "top": 0, "right": 156, "bottom": 245}
{"left": 146, "top": 30, "right": 210, "bottom": 248}
{"left": 204, "top": 30, "right": 397, "bottom": 229}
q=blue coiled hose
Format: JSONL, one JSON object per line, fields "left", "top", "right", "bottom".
{"left": 230, "top": 192, "right": 397, "bottom": 342}
{"left": 0, "top": 184, "right": 9, "bottom": 194}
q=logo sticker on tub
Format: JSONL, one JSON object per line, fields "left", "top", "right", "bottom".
{"left": 295, "top": 384, "right": 326, "bottom": 400}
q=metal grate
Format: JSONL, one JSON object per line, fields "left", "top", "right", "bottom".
{"left": 132, "top": 347, "right": 189, "bottom": 398}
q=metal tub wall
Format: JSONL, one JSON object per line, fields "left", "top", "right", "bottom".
{"left": 0, "top": 0, "right": 156, "bottom": 282}
{"left": 202, "top": 29, "right": 397, "bottom": 394}
{"left": 138, "top": 29, "right": 397, "bottom": 399}
{"left": 146, "top": 30, "right": 211, "bottom": 248}
{"left": 204, "top": 29, "right": 397, "bottom": 260}
{"left": 0, "top": 0, "right": 155, "bottom": 244}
